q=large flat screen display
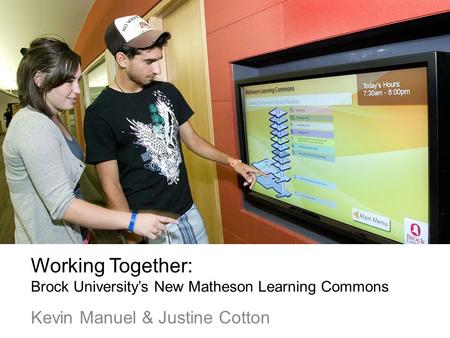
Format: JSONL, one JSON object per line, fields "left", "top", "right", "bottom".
{"left": 236, "top": 52, "right": 450, "bottom": 243}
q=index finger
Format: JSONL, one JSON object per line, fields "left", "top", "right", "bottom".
{"left": 248, "top": 167, "right": 267, "bottom": 177}
{"left": 256, "top": 168, "right": 267, "bottom": 176}
{"left": 159, "top": 216, "right": 178, "bottom": 224}
{"left": 242, "top": 163, "right": 267, "bottom": 177}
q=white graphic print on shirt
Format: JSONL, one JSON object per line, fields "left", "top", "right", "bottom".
{"left": 127, "top": 90, "right": 181, "bottom": 185}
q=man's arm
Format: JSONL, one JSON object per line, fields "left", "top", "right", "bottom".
{"left": 94, "top": 160, "right": 130, "bottom": 211}
{"left": 179, "top": 121, "right": 264, "bottom": 189}
{"left": 95, "top": 160, "right": 142, "bottom": 243}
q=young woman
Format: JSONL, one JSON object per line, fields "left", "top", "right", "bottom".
{"left": 2, "top": 37, "right": 175, "bottom": 243}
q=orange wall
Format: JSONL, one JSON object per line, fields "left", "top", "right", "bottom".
{"left": 204, "top": 0, "right": 450, "bottom": 243}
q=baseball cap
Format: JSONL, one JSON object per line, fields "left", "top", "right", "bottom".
{"left": 105, "top": 15, "right": 170, "bottom": 55}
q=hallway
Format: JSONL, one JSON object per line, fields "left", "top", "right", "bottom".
{"left": 0, "top": 134, "right": 14, "bottom": 243}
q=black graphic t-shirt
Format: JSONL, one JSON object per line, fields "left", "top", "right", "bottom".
{"left": 84, "top": 81, "right": 194, "bottom": 215}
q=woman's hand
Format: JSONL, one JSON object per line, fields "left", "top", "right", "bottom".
{"left": 133, "top": 213, "right": 177, "bottom": 240}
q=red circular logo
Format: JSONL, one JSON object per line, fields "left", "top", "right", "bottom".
{"left": 410, "top": 223, "right": 421, "bottom": 237}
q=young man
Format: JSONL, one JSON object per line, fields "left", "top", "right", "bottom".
{"left": 84, "top": 15, "right": 262, "bottom": 244}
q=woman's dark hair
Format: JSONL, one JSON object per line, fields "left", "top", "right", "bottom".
{"left": 118, "top": 32, "right": 171, "bottom": 59}
{"left": 17, "top": 37, "right": 81, "bottom": 117}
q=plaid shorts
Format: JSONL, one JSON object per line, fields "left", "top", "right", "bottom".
{"left": 147, "top": 204, "right": 209, "bottom": 244}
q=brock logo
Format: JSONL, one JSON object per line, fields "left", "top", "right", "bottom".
{"left": 410, "top": 223, "right": 421, "bottom": 237}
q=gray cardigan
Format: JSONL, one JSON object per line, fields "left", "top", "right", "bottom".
{"left": 2, "top": 107, "right": 85, "bottom": 243}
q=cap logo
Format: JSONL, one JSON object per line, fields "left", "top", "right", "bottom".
{"left": 140, "top": 21, "right": 150, "bottom": 29}
{"left": 115, "top": 15, "right": 152, "bottom": 42}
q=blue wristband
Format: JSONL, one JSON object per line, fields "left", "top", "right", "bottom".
{"left": 128, "top": 210, "right": 138, "bottom": 233}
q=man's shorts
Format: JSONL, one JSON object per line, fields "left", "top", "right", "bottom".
{"left": 147, "top": 203, "right": 209, "bottom": 244}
